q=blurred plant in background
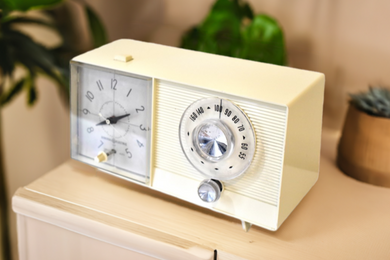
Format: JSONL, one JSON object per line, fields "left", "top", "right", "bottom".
{"left": 181, "top": 0, "right": 286, "bottom": 65}
{"left": 0, "top": 0, "right": 107, "bottom": 259}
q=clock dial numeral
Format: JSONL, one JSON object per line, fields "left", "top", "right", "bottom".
{"left": 136, "top": 106, "right": 145, "bottom": 113}
{"left": 125, "top": 148, "right": 132, "bottom": 158}
{"left": 87, "top": 127, "right": 94, "bottom": 133}
{"left": 82, "top": 109, "right": 89, "bottom": 115}
{"left": 111, "top": 79, "right": 117, "bottom": 90}
{"left": 139, "top": 124, "right": 150, "bottom": 131}
{"left": 127, "top": 88, "right": 132, "bottom": 97}
{"left": 98, "top": 140, "right": 104, "bottom": 148}
{"left": 96, "top": 80, "right": 104, "bottom": 91}
{"left": 86, "top": 91, "right": 94, "bottom": 102}
{"left": 137, "top": 140, "right": 144, "bottom": 148}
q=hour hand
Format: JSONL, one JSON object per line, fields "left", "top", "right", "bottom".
{"left": 112, "top": 113, "right": 131, "bottom": 123}
{"left": 96, "top": 113, "right": 130, "bottom": 126}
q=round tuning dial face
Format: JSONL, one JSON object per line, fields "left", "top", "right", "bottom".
{"left": 179, "top": 97, "right": 256, "bottom": 181}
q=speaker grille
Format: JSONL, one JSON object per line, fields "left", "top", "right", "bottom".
{"left": 153, "top": 80, "right": 287, "bottom": 206}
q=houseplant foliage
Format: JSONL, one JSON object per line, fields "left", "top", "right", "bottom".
{"left": 0, "top": 1, "right": 107, "bottom": 259}
{"left": 180, "top": 0, "right": 286, "bottom": 65}
{"left": 337, "top": 86, "right": 390, "bottom": 187}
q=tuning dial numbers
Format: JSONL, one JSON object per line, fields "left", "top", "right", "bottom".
{"left": 179, "top": 97, "right": 256, "bottom": 181}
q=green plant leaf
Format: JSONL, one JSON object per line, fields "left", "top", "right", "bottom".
{"left": 0, "top": 77, "right": 25, "bottom": 106}
{"left": 2, "top": 16, "right": 56, "bottom": 29}
{"left": 0, "top": 1, "right": 8, "bottom": 12}
{"left": 3, "top": 29, "right": 56, "bottom": 70}
{"left": 239, "top": 14, "right": 286, "bottom": 65}
{"left": 0, "top": 0, "right": 13, "bottom": 13}
{"left": 194, "top": 0, "right": 244, "bottom": 57}
{"left": 0, "top": 36, "right": 16, "bottom": 77}
{"left": 240, "top": 2, "right": 254, "bottom": 20}
{"left": 26, "top": 81, "right": 37, "bottom": 106}
{"left": 181, "top": 0, "right": 248, "bottom": 56}
{"left": 200, "top": 11, "right": 242, "bottom": 56}
{"left": 180, "top": 0, "right": 286, "bottom": 66}
{"left": 210, "top": 0, "right": 253, "bottom": 21}
{"left": 181, "top": 27, "right": 201, "bottom": 51}
{"left": 1, "top": 28, "right": 69, "bottom": 103}
{"left": 85, "top": 5, "right": 107, "bottom": 48}
{"left": 1, "top": 0, "right": 63, "bottom": 12}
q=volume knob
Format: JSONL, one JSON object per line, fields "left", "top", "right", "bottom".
{"left": 197, "top": 179, "right": 223, "bottom": 203}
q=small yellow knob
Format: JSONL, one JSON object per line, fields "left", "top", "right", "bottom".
{"left": 95, "top": 151, "right": 108, "bottom": 163}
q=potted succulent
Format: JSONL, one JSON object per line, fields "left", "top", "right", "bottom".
{"left": 337, "top": 87, "right": 390, "bottom": 187}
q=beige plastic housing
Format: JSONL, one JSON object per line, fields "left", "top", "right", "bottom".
{"left": 70, "top": 39, "right": 325, "bottom": 231}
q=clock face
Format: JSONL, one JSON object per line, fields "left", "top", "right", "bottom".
{"left": 70, "top": 63, "right": 153, "bottom": 183}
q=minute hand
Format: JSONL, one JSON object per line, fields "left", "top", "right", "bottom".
{"left": 112, "top": 113, "right": 131, "bottom": 124}
{"left": 96, "top": 113, "right": 131, "bottom": 126}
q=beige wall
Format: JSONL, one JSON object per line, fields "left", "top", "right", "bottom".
{"left": 147, "top": 0, "right": 390, "bottom": 129}
{"left": 4, "top": 0, "right": 390, "bottom": 259}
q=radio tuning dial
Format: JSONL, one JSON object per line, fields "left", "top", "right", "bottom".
{"left": 180, "top": 97, "right": 256, "bottom": 181}
{"left": 198, "top": 179, "right": 223, "bottom": 203}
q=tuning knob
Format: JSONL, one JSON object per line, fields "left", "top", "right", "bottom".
{"left": 197, "top": 179, "right": 223, "bottom": 203}
{"left": 194, "top": 120, "right": 233, "bottom": 162}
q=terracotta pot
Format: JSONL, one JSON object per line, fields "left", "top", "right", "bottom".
{"left": 337, "top": 105, "right": 390, "bottom": 187}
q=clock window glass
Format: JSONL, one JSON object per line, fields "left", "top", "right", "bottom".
{"left": 70, "top": 62, "right": 153, "bottom": 184}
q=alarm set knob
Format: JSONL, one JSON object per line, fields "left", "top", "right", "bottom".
{"left": 197, "top": 179, "right": 223, "bottom": 203}
{"left": 94, "top": 149, "right": 116, "bottom": 163}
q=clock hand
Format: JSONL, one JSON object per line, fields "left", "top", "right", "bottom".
{"left": 111, "top": 113, "right": 130, "bottom": 124}
{"left": 96, "top": 113, "right": 112, "bottom": 126}
{"left": 96, "top": 119, "right": 110, "bottom": 126}
{"left": 96, "top": 113, "right": 130, "bottom": 126}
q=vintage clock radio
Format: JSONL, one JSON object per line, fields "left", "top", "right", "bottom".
{"left": 70, "top": 39, "right": 324, "bottom": 231}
